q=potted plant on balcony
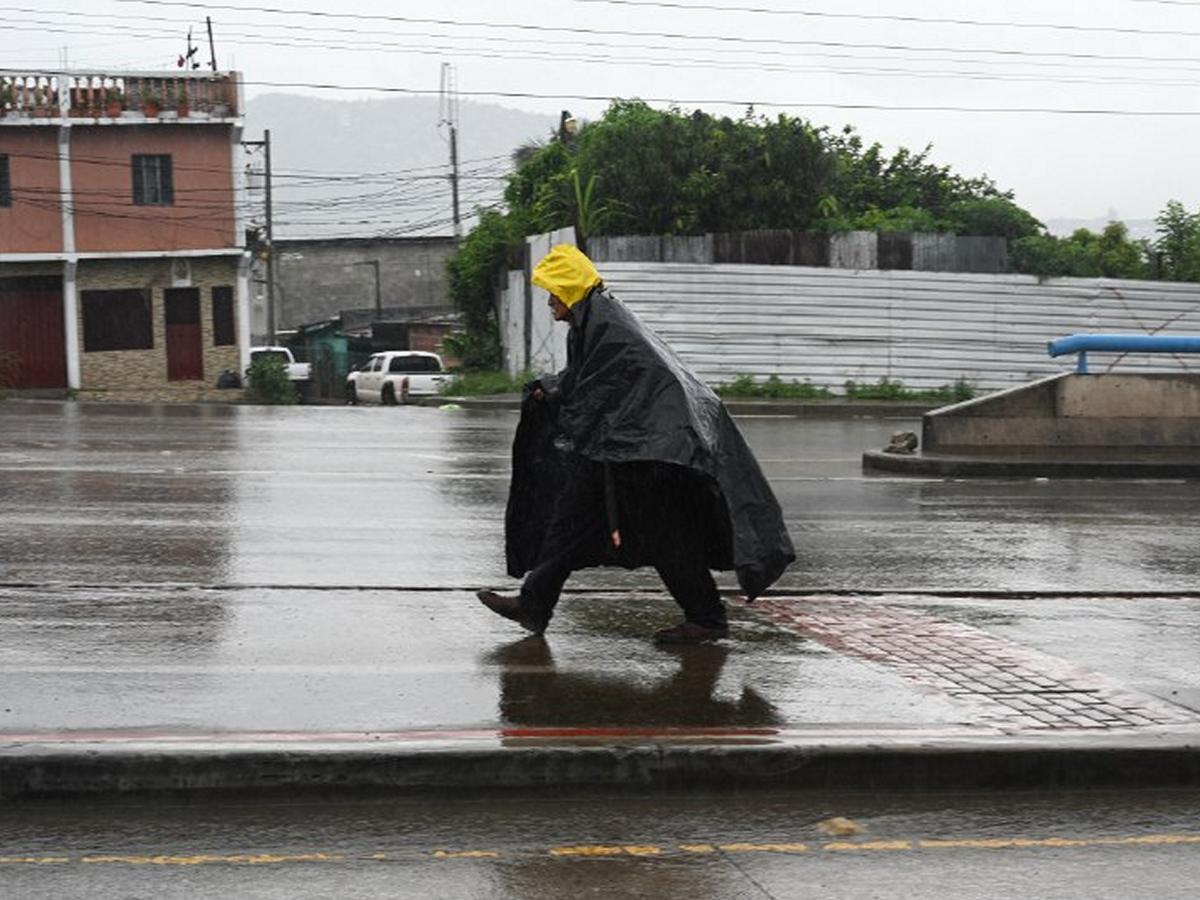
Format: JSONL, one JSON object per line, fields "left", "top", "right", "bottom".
{"left": 68, "top": 88, "right": 86, "bottom": 118}
{"left": 175, "top": 83, "right": 189, "bottom": 118}
{"left": 31, "top": 86, "right": 51, "bottom": 118}
{"left": 139, "top": 88, "right": 162, "bottom": 118}
{"left": 104, "top": 87, "right": 124, "bottom": 118}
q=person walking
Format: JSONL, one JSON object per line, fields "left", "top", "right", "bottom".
{"left": 477, "top": 244, "right": 794, "bottom": 643}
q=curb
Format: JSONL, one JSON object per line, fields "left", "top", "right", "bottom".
{"left": 427, "top": 396, "right": 935, "bottom": 418}
{"left": 6, "top": 735, "right": 1200, "bottom": 798}
{"left": 863, "top": 450, "right": 1200, "bottom": 479}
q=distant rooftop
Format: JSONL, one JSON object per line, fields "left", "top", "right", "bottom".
{"left": 0, "top": 69, "right": 241, "bottom": 123}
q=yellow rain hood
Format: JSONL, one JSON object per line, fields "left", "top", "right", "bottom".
{"left": 531, "top": 244, "right": 602, "bottom": 308}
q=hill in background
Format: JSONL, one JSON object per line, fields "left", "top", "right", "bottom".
{"left": 244, "top": 94, "right": 555, "bottom": 239}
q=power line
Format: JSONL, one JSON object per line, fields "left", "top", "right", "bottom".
{"left": 12, "top": 11, "right": 1200, "bottom": 81}
{"left": 0, "top": 145, "right": 512, "bottom": 183}
{"left": 572, "top": 0, "right": 1200, "bottom": 39}
{"left": 12, "top": 19, "right": 1200, "bottom": 89}
{"left": 100, "top": 0, "right": 1200, "bottom": 62}
{"left": 14, "top": 4, "right": 1200, "bottom": 76}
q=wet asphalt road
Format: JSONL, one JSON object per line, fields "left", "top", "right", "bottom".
{"left": 5, "top": 401, "right": 1200, "bottom": 898}
{"left": 3, "top": 400, "right": 1200, "bottom": 592}
{"left": 3, "top": 788, "right": 1200, "bottom": 899}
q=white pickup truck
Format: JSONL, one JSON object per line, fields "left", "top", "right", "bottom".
{"left": 345, "top": 351, "right": 448, "bottom": 405}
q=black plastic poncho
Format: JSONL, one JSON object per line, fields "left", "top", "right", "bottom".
{"left": 505, "top": 287, "right": 795, "bottom": 599}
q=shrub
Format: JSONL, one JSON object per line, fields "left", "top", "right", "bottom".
{"left": 244, "top": 354, "right": 297, "bottom": 405}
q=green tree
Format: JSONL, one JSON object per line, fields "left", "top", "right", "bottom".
{"left": 448, "top": 100, "right": 1042, "bottom": 353}
{"left": 1011, "top": 223, "right": 1149, "bottom": 279}
{"left": 946, "top": 197, "right": 1042, "bottom": 240}
{"left": 1153, "top": 200, "right": 1200, "bottom": 281}
{"left": 445, "top": 209, "right": 525, "bottom": 369}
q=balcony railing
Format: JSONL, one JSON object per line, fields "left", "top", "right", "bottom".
{"left": 0, "top": 71, "right": 240, "bottom": 121}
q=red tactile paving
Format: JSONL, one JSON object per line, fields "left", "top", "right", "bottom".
{"left": 753, "top": 596, "right": 1198, "bottom": 732}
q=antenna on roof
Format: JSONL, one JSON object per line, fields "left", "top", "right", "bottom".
{"left": 178, "top": 28, "right": 199, "bottom": 69}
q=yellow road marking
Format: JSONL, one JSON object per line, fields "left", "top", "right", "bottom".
{"left": 679, "top": 844, "right": 716, "bottom": 854}
{"left": 433, "top": 850, "right": 500, "bottom": 859}
{"left": 549, "top": 845, "right": 661, "bottom": 857}
{"left": 824, "top": 841, "right": 913, "bottom": 852}
{"left": 80, "top": 853, "right": 341, "bottom": 866}
{"left": 622, "top": 846, "right": 663, "bottom": 857}
{"left": 720, "top": 843, "right": 808, "bottom": 854}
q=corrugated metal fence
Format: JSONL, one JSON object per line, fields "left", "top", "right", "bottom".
{"left": 601, "top": 263, "right": 1200, "bottom": 391}
{"left": 502, "top": 258, "right": 1200, "bottom": 391}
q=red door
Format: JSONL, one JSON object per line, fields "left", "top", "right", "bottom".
{"left": 0, "top": 277, "right": 67, "bottom": 389}
{"left": 164, "top": 288, "right": 203, "bottom": 381}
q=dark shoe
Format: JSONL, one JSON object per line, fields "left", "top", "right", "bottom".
{"left": 476, "top": 590, "right": 547, "bottom": 636}
{"left": 653, "top": 621, "right": 729, "bottom": 644}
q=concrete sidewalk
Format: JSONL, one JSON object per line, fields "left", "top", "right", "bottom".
{"left": 4, "top": 587, "right": 1200, "bottom": 797}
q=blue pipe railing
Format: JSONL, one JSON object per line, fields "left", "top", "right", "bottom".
{"left": 1047, "top": 333, "right": 1200, "bottom": 373}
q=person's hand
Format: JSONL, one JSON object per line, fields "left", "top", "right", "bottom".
{"left": 611, "top": 529, "right": 621, "bottom": 549}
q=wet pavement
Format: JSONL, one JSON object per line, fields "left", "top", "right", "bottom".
{"left": 5, "top": 400, "right": 1200, "bottom": 592}
{"left": 2, "top": 400, "right": 1200, "bottom": 777}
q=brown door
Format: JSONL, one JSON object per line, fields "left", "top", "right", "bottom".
{"left": 0, "top": 277, "right": 67, "bottom": 389}
{"left": 164, "top": 288, "right": 203, "bottom": 381}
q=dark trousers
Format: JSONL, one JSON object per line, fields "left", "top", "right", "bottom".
{"left": 520, "top": 542, "right": 727, "bottom": 630}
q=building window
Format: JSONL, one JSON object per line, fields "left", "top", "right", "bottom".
{"left": 212, "top": 286, "right": 235, "bottom": 346}
{"left": 0, "top": 155, "right": 10, "bottom": 207}
{"left": 82, "top": 289, "right": 153, "bottom": 352}
{"left": 131, "top": 154, "right": 173, "bottom": 206}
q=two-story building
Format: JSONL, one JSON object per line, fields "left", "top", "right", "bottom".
{"left": 0, "top": 70, "right": 250, "bottom": 399}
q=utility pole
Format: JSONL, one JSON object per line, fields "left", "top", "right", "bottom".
{"left": 242, "top": 131, "right": 276, "bottom": 343}
{"left": 206, "top": 16, "right": 217, "bottom": 71}
{"left": 263, "top": 129, "right": 275, "bottom": 344}
{"left": 449, "top": 124, "right": 461, "bottom": 241}
{"left": 439, "top": 63, "right": 461, "bottom": 240}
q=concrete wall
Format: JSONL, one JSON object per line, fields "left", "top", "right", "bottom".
{"left": 587, "top": 230, "right": 1008, "bottom": 273}
{"left": 924, "top": 373, "right": 1200, "bottom": 453}
{"left": 499, "top": 228, "right": 573, "bottom": 376}
{"left": 261, "top": 236, "right": 456, "bottom": 338}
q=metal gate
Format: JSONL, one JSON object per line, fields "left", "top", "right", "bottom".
{"left": 0, "top": 276, "right": 67, "bottom": 389}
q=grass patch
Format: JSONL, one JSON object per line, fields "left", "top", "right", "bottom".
{"left": 440, "top": 369, "right": 534, "bottom": 396}
{"left": 713, "top": 374, "right": 834, "bottom": 400}
{"left": 715, "top": 373, "right": 977, "bottom": 403}
{"left": 843, "top": 377, "right": 975, "bottom": 403}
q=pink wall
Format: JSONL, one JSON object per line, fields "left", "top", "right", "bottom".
{"left": 0, "top": 129, "right": 64, "bottom": 253}
{"left": 71, "top": 125, "right": 236, "bottom": 252}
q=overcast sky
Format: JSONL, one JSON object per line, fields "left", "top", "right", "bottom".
{"left": 6, "top": 0, "right": 1200, "bottom": 224}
